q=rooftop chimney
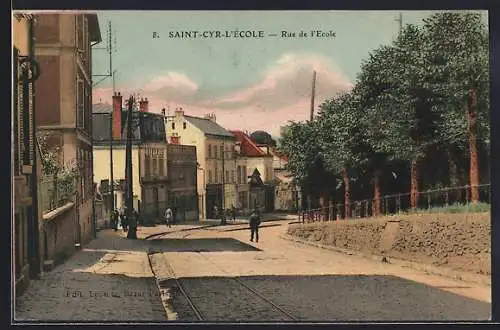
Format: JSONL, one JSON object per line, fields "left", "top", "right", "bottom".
{"left": 112, "top": 92, "right": 123, "bottom": 140}
{"left": 204, "top": 113, "right": 216, "bottom": 123}
{"left": 175, "top": 107, "right": 184, "bottom": 118}
{"left": 139, "top": 97, "right": 149, "bottom": 112}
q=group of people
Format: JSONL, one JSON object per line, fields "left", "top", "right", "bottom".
{"left": 110, "top": 207, "right": 143, "bottom": 232}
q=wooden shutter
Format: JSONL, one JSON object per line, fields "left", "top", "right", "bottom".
{"left": 13, "top": 47, "right": 20, "bottom": 175}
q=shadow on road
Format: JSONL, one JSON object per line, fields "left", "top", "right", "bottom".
{"left": 14, "top": 248, "right": 166, "bottom": 322}
{"left": 150, "top": 238, "right": 262, "bottom": 252}
{"left": 161, "top": 274, "right": 491, "bottom": 322}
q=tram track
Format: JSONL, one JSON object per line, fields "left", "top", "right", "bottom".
{"left": 153, "top": 239, "right": 297, "bottom": 321}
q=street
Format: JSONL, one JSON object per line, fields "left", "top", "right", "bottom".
{"left": 15, "top": 220, "right": 491, "bottom": 322}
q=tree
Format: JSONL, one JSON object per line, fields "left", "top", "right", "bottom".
{"left": 317, "top": 91, "right": 368, "bottom": 218}
{"left": 278, "top": 120, "right": 325, "bottom": 210}
{"left": 421, "top": 12, "right": 490, "bottom": 202}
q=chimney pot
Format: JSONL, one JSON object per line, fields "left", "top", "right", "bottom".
{"left": 118, "top": 92, "right": 121, "bottom": 96}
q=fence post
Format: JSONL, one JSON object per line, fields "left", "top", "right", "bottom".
{"left": 396, "top": 194, "right": 401, "bottom": 214}
{"left": 427, "top": 191, "right": 431, "bottom": 211}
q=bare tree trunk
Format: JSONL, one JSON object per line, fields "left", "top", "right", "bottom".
{"left": 447, "top": 148, "right": 462, "bottom": 202}
{"left": 342, "top": 168, "right": 351, "bottom": 219}
{"left": 373, "top": 169, "right": 381, "bottom": 216}
{"left": 467, "top": 89, "right": 480, "bottom": 203}
{"left": 410, "top": 158, "right": 420, "bottom": 209}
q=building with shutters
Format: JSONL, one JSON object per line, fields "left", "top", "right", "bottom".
{"left": 32, "top": 12, "right": 101, "bottom": 245}
{"left": 165, "top": 110, "right": 237, "bottom": 219}
{"left": 13, "top": 13, "right": 41, "bottom": 296}
{"left": 92, "top": 94, "right": 198, "bottom": 223}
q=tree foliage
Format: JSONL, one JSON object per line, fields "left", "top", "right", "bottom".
{"left": 277, "top": 12, "right": 490, "bottom": 209}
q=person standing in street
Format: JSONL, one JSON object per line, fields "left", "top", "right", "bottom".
{"left": 164, "top": 207, "right": 173, "bottom": 228}
{"left": 230, "top": 204, "right": 236, "bottom": 223}
{"left": 249, "top": 209, "right": 261, "bottom": 242}
{"left": 112, "top": 209, "right": 119, "bottom": 231}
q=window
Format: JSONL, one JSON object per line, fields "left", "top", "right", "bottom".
{"left": 220, "top": 170, "right": 224, "bottom": 183}
{"left": 225, "top": 170, "right": 229, "bottom": 183}
{"left": 183, "top": 122, "right": 187, "bottom": 129}
{"left": 243, "top": 167, "right": 247, "bottom": 183}
{"left": 208, "top": 144, "right": 212, "bottom": 158}
{"left": 77, "top": 79, "right": 84, "bottom": 129}
{"left": 220, "top": 145, "right": 224, "bottom": 159}
{"left": 172, "top": 122, "right": 175, "bottom": 130}
{"left": 159, "top": 158, "right": 164, "bottom": 176}
{"left": 208, "top": 170, "right": 212, "bottom": 184}
{"left": 152, "top": 157, "right": 158, "bottom": 175}
{"left": 145, "top": 155, "right": 150, "bottom": 177}
{"left": 231, "top": 170, "right": 235, "bottom": 183}
{"left": 76, "top": 15, "right": 84, "bottom": 50}
{"left": 214, "top": 145, "right": 217, "bottom": 159}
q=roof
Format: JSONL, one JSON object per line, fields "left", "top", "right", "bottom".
{"left": 92, "top": 102, "right": 112, "bottom": 114}
{"left": 230, "top": 130, "right": 267, "bottom": 157}
{"left": 92, "top": 105, "right": 166, "bottom": 144}
{"left": 184, "top": 115, "right": 234, "bottom": 138}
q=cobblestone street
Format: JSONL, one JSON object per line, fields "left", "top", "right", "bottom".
{"left": 15, "top": 221, "right": 491, "bottom": 322}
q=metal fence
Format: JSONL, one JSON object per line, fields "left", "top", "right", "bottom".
{"left": 38, "top": 176, "right": 75, "bottom": 213}
{"left": 299, "top": 184, "right": 491, "bottom": 223}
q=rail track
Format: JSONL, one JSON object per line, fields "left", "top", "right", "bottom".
{"left": 156, "top": 242, "right": 297, "bottom": 321}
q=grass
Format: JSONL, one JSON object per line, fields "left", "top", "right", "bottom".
{"left": 402, "top": 202, "right": 491, "bottom": 214}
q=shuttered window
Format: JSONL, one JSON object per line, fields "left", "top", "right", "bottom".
{"left": 76, "top": 16, "right": 84, "bottom": 51}
{"left": 77, "top": 80, "right": 84, "bottom": 129}
{"left": 13, "top": 47, "right": 19, "bottom": 175}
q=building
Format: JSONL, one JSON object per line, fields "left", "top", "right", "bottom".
{"left": 93, "top": 94, "right": 167, "bottom": 221}
{"left": 13, "top": 13, "right": 42, "bottom": 296}
{"left": 33, "top": 13, "right": 101, "bottom": 244}
{"left": 166, "top": 144, "right": 198, "bottom": 221}
{"left": 268, "top": 147, "right": 300, "bottom": 212}
{"left": 93, "top": 95, "right": 198, "bottom": 223}
{"left": 231, "top": 131, "right": 275, "bottom": 213}
{"left": 165, "top": 110, "right": 237, "bottom": 219}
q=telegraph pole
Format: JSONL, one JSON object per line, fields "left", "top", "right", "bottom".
{"left": 395, "top": 13, "right": 403, "bottom": 34}
{"left": 221, "top": 141, "right": 226, "bottom": 225}
{"left": 109, "top": 71, "right": 116, "bottom": 212}
{"left": 125, "top": 96, "right": 137, "bottom": 239}
{"left": 309, "top": 70, "right": 317, "bottom": 121}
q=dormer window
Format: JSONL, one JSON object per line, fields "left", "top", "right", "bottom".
{"left": 172, "top": 122, "right": 175, "bottom": 130}
{"left": 183, "top": 122, "right": 187, "bottom": 129}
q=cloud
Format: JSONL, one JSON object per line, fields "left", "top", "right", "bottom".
{"left": 93, "top": 52, "right": 353, "bottom": 137}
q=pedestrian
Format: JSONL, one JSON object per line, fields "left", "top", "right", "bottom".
{"left": 164, "top": 207, "right": 173, "bottom": 228}
{"left": 230, "top": 204, "right": 236, "bottom": 222}
{"left": 249, "top": 209, "right": 261, "bottom": 243}
{"left": 120, "top": 207, "right": 128, "bottom": 232}
{"left": 134, "top": 210, "right": 142, "bottom": 227}
{"left": 113, "top": 209, "right": 119, "bottom": 231}
{"left": 213, "top": 205, "right": 218, "bottom": 219}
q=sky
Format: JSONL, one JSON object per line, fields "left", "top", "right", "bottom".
{"left": 91, "top": 10, "right": 488, "bottom": 137}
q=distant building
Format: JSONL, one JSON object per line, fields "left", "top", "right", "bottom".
{"left": 92, "top": 95, "right": 198, "bottom": 223}
{"left": 231, "top": 130, "right": 275, "bottom": 213}
{"left": 165, "top": 110, "right": 236, "bottom": 219}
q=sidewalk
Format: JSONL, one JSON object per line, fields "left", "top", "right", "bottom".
{"left": 14, "top": 231, "right": 166, "bottom": 322}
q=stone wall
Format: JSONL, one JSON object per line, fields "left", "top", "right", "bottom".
{"left": 287, "top": 212, "right": 491, "bottom": 276}
{"left": 41, "top": 203, "right": 77, "bottom": 266}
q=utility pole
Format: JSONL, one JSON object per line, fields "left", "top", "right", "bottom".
{"left": 309, "top": 70, "right": 317, "bottom": 121}
{"left": 109, "top": 71, "right": 116, "bottom": 212}
{"left": 125, "top": 96, "right": 137, "bottom": 239}
{"left": 92, "top": 20, "right": 115, "bottom": 87}
{"left": 395, "top": 13, "right": 403, "bottom": 34}
{"left": 221, "top": 141, "right": 226, "bottom": 225}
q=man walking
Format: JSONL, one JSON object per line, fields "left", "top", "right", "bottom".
{"left": 164, "top": 207, "right": 173, "bottom": 228}
{"left": 249, "top": 209, "right": 261, "bottom": 243}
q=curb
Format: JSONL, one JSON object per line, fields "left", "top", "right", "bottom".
{"left": 279, "top": 234, "right": 491, "bottom": 287}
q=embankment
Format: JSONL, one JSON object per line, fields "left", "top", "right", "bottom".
{"left": 287, "top": 213, "right": 490, "bottom": 276}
